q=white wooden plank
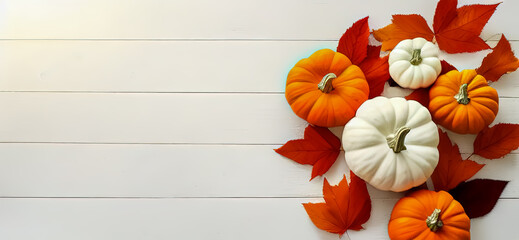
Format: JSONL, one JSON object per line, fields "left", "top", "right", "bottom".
{"left": 0, "top": 40, "right": 336, "bottom": 93}
{"left": 0, "top": 143, "right": 399, "bottom": 199}
{"left": 1, "top": 40, "right": 517, "bottom": 96}
{"left": 0, "top": 198, "right": 338, "bottom": 240}
{"left": 0, "top": 0, "right": 516, "bottom": 40}
{"left": 0, "top": 93, "right": 517, "bottom": 145}
{"left": 0, "top": 142, "right": 516, "bottom": 198}
{"left": 0, "top": 198, "right": 515, "bottom": 240}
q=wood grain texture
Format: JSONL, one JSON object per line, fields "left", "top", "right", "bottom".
{"left": 1, "top": 0, "right": 518, "bottom": 239}
{"left": 0, "top": 40, "right": 517, "bottom": 96}
{"left": 0, "top": 93, "right": 516, "bottom": 147}
{"left": 0, "top": 143, "right": 516, "bottom": 198}
{"left": 0, "top": 0, "right": 516, "bottom": 40}
{"left": 0, "top": 198, "right": 515, "bottom": 240}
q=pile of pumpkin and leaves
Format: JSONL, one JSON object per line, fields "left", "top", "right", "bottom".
{"left": 275, "top": 0, "right": 519, "bottom": 238}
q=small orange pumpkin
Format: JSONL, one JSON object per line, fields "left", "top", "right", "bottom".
{"left": 429, "top": 69, "right": 498, "bottom": 134}
{"left": 285, "top": 49, "right": 369, "bottom": 127}
{"left": 388, "top": 190, "right": 470, "bottom": 240}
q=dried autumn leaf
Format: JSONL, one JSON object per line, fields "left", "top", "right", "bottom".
{"left": 275, "top": 125, "right": 341, "bottom": 180}
{"left": 373, "top": 14, "right": 434, "bottom": 51}
{"left": 359, "top": 46, "right": 390, "bottom": 98}
{"left": 337, "top": 16, "right": 370, "bottom": 65}
{"left": 374, "top": 0, "right": 500, "bottom": 53}
{"left": 449, "top": 179, "right": 508, "bottom": 218}
{"left": 336, "top": 17, "right": 390, "bottom": 98}
{"left": 473, "top": 123, "right": 519, "bottom": 159}
{"left": 405, "top": 88, "right": 430, "bottom": 108}
{"left": 440, "top": 60, "right": 457, "bottom": 75}
{"left": 303, "top": 172, "right": 371, "bottom": 235}
{"left": 431, "top": 129, "right": 485, "bottom": 191}
{"left": 433, "top": 0, "right": 457, "bottom": 33}
{"left": 476, "top": 35, "right": 519, "bottom": 82}
{"left": 434, "top": 1, "right": 500, "bottom": 53}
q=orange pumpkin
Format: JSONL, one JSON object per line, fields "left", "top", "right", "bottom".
{"left": 285, "top": 49, "right": 369, "bottom": 127}
{"left": 429, "top": 69, "right": 498, "bottom": 134}
{"left": 388, "top": 190, "right": 470, "bottom": 240}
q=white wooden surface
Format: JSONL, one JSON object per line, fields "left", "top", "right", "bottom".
{"left": 0, "top": 0, "right": 518, "bottom": 239}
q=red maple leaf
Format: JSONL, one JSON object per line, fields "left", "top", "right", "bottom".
{"left": 431, "top": 129, "right": 485, "bottom": 191}
{"left": 275, "top": 125, "right": 341, "bottom": 180}
{"left": 373, "top": 0, "right": 500, "bottom": 53}
{"left": 405, "top": 88, "right": 430, "bottom": 108}
{"left": 337, "top": 17, "right": 390, "bottom": 98}
{"left": 360, "top": 46, "right": 390, "bottom": 98}
{"left": 434, "top": 0, "right": 499, "bottom": 53}
{"left": 476, "top": 35, "right": 519, "bottom": 82}
{"left": 303, "top": 172, "right": 371, "bottom": 235}
{"left": 440, "top": 59, "right": 457, "bottom": 75}
{"left": 473, "top": 123, "right": 519, "bottom": 159}
{"left": 337, "top": 16, "right": 370, "bottom": 65}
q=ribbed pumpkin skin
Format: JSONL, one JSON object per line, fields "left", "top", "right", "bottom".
{"left": 429, "top": 69, "right": 498, "bottom": 134}
{"left": 388, "top": 190, "right": 470, "bottom": 240}
{"left": 342, "top": 97, "right": 439, "bottom": 192}
{"left": 285, "top": 49, "right": 369, "bottom": 127}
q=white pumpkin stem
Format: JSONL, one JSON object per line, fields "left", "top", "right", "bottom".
{"left": 426, "top": 208, "right": 444, "bottom": 232}
{"left": 387, "top": 126, "right": 411, "bottom": 153}
{"left": 318, "top": 73, "right": 337, "bottom": 93}
{"left": 410, "top": 49, "right": 422, "bottom": 65}
{"left": 454, "top": 83, "right": 470, "bottom": 105}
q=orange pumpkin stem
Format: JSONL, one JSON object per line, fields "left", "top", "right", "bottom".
{"left": 410, "top": 49, "right": 422, "bottom": 65}
{"left": 387, "top": 126, "right": 411, "bottom": 153}
{"left": 454, "top": 83, "right": 470, "bottom": 105}
{"left": 317, "top": 73, "right": 337, "bottom": 93}
{"left": 426, "top": 208, "right": 444, "bottom": 232}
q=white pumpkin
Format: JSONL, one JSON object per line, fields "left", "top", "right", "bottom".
{"left": 342, "top": 97, "right": 439, "bottom": 192}
{"left": 388, "top": 37, "right": 441, "bottom": 89}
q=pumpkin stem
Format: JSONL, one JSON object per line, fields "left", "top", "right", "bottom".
{"left": 426, "top": 208, "right": 444, "bottom": 232}
{"left": 454, "top": 83, "right": 470, "bottom": 105}
{"left": 387, "top": 126, "right": 411, "bottom": 153}
{"left": 318, "top": 73, "right": 337, "bottom": 93}
{"left": 410, "top": 49, "right": 422, "bottom": 65}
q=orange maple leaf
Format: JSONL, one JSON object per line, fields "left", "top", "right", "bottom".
{"left": 476, "top": 35, "right": 519, "bottom": 82}
{"left": 373, "top": 0, "right": 500, "bottom": 53}
{"left": 303, "top": 172, "right": 371, "bottom": 235}
{"left": 373, "top": 14, "right": 434, "bottom": 52}
{"left": 473, "top": 123, "right": 519, "bottom": 159}
{"left": 431, "top": 128, "right": 485, "bottom": 191}
{"left": 275, "top": 125, "right": 341, "bottom": 180}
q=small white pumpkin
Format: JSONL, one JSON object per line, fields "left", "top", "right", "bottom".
{"left": 342, "top": 97, "right": 439, "bottom": 192}
{"left": 388, "top": 37, "right": 441, "bottom": 89}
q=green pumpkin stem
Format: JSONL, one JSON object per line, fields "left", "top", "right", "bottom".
{"left": 387, "top": 126, "right": 411, "bottom": 153}
{"left": 426, "top": 208, "right": 444, "bottom": 232}
{"left": 410, "top": 49, "right": 423, "bottom": 65}
{"left": 318, "top": 73, "right": 337, "bottom": 93}
{"left": 454, "top": 83, "right": 470, "bottom": 105}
